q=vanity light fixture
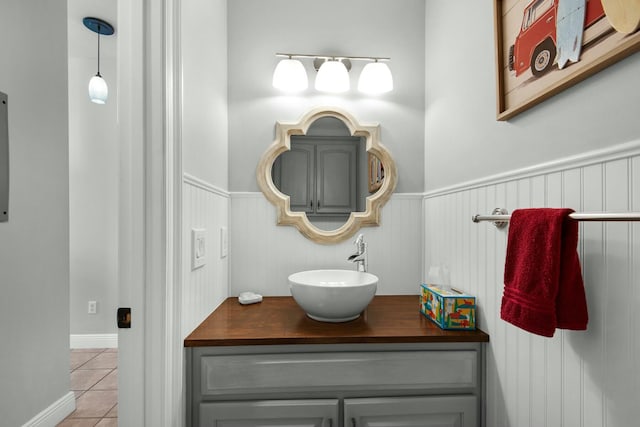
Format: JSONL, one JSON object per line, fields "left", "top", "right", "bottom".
{"left": 83, "top": 17, "right": 115, "bottom": 105}
{"left": 273, "top": 53, "right": 392, "bottom": 94}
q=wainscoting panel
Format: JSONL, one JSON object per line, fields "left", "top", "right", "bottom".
{"left": 424, "top": 150, "right": 640, "bottom": 427}
{"left": 230, "top": 193, "right": 423, "bottom": 296}
{"left": 182, "top": 175, "right": 230, "bottom": 338}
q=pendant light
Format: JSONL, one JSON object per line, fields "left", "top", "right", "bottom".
{"left": 83, "top": 17, "right": 114, "bottom": 105}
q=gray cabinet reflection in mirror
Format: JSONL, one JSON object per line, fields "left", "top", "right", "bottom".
{"left": 256, "top": 107, "right": 397, "bottom": 244}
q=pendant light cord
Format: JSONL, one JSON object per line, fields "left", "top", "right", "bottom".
{"left": 97, "top": 24, "right": 101, "bottom": 77}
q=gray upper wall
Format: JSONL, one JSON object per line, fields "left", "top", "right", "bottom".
{"left": 0, "top": 0, "right": 70, "bottom": 424}
{"left": 425, "top": 0, "right": 640, "bottom": 191}
{"left": 182, "top": 0, "right": 228, "bottom": 188}
{"left": 228, "top": 0, "right": 426, "bottom": 193}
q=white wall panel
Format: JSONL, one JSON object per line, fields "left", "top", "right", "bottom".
{"left": 581, "top": 164, "right": 605, "bottom": 427}
{"left": 182, "top": 176, "right": 229, "bottom": 338}
{"left": 230, "top": 194, "right": 423, "bottom": 296}
{"left": 424, "top": 149, "right": 640, "bottom": 427}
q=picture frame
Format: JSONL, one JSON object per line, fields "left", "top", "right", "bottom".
{"left": 494, "top": 0, "right": 640, "bottom": 121}
{"left": 368, "top": 153, "right": 384, "bottom": 193}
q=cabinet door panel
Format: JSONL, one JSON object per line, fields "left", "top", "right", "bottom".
{"left": 315, "top": 144, "right": 357, "bottom": 214}
{"left": 273, "top": 144, "right": 314, "bottom": 213}
{"left": 345, "top": 396, "right": 477, "bottom": 427}
{"left": 200, "top": 399, "right": 338, "bottom": 427}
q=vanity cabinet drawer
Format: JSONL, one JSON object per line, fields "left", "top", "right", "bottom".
{"left": 198, "top": 350, "right": 477, "bottom": 396}
{"left": 345, "top": 395, "right": 477, "bottom": 427}
{"left": 199, "top": 399, "right": 338, "bottom": 427}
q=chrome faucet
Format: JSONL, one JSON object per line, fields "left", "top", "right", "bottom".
{"left": 348, "top": 234, "right": 367, "bottom": 272}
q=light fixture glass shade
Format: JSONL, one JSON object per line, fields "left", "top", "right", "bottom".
{"left": 272, "top": 59, "right": 308, "bottom": 92}
{"left": 88, "top": 74, "right": 108, "bottom": 104}
{"left": 315, "top": 60, "right": 350, "bottom": 93}
{"left": 358, "top": 62, "right": 393, "bottom": 94}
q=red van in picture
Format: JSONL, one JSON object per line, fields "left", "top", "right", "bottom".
{"left": 509, "top": 0, "right": 605, "bottom": 77}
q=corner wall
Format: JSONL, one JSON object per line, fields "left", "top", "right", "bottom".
{"left": 182, "top": 0, "right": 229, "bottom": 190}
{"left": 0, "top": 0, "right": 72, "bottom": 425}
{"left": 227, "top": 0, "right": 425, "bottom": 294}
{"left": 180, "top": 0, "right": 229, "bottom": 335}
{"left": 230, "top": 193, "right": 423, "bottom": 297}
{"left": 227, "top": 0, "right": 426, "bottom": 194}
{"left": 182, "top": 176, "right": 229, "bottom": 337}
{"left": 424, "top": 0, "right": 640, "bottom": 191}
{"left": 424, "top": 1, "right": 640, "bottom": 426}
{"left": 424, "top": 144, "right": 640, "bottom": 427}
{"left": 68, "top": 55, "right": 119, "bottom": 339}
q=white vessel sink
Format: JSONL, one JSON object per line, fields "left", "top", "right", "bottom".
{"left": 288, "top": 269, "right": 378, "bottom": 322}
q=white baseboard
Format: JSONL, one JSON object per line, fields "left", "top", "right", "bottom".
{"left": 22, "top": 391, "right": 75, "bottom": 427}
{"left": 70, "top": 333, "right": 118, "bottom": 349}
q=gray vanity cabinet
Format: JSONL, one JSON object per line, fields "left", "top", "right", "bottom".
{"left": 186, "top": 343, "right": 484, "bottom": 427}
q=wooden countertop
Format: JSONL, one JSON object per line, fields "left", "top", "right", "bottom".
{"left": 184, "top": 295, "right": 489, "bottom": 347}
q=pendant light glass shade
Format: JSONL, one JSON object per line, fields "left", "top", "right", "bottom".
{"left": 89, "top": 73, "right": 108, "bottom": 104}
{"left": 272, "top": 59, "right": 308, "bottom": 92}
{"left": 315, "top": 60, "right": 350, "bottom": 93}
{"left": 358, "top": 62, "right": 393, "bottom": 94}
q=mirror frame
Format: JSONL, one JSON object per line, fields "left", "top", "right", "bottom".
{"left": 256, "top": 106, "right": 397, "bottom": 244}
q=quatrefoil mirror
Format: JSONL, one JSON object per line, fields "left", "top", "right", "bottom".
{"left": 256, "top": 107, "right": 397, "bottom": 244}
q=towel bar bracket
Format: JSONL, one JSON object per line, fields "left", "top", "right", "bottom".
{"left": 472, "top": 208, "right": 509, "bottom": 229}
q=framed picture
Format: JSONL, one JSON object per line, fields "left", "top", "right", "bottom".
{"left": 368, "top": 153, "right": 384, "bottom": 193}
{"left": 494, "top": 0, "right": 640, "bottom": 120}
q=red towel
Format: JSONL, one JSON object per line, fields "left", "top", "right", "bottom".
{"left": 501, "top": 208, "right": 588, "bottom": 337}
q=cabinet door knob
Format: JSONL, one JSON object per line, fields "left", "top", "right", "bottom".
{"left": 351, "top": 417, "right": 357, "bottom": 427}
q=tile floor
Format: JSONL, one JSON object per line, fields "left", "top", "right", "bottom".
{"left": 57, "top": 348, "right": 118, "bottom": 427}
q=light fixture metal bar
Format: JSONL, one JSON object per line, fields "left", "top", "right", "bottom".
{"left": 276, "top": 52, "right": 390, "bottom": 62}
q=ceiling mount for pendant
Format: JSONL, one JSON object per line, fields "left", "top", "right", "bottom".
{"left": 82, "top": 17, "right": 115, "bottom": 36}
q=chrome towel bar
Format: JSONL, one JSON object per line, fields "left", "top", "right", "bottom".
{"left": 472, "top": 208, "right": 640, "bottom": 229}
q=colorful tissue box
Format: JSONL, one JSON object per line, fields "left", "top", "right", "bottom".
{"left": 420, "top": 283, "right": 476, "bottom": 330}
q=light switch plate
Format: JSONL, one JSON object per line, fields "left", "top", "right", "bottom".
{"left": 220, "top": 227, "right": 228, "bottom": 258}
{"left": 191, "top": 228, "right": 206, "bottom": 270}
